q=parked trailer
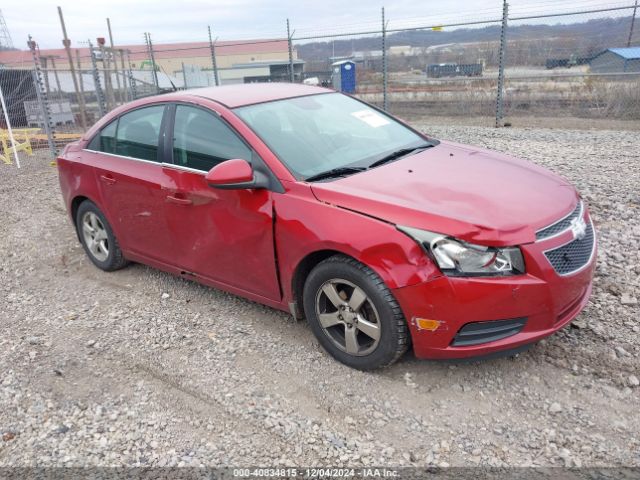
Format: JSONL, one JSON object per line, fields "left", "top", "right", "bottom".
{"left": 426, "top": 63, "right": 483, "bottom": 78}
{"left": 545, "top": 56, "right": 592, "bottom": 69}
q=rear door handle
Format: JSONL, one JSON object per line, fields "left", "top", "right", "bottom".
{"left": 166, "top": 194, "right": 192, "bottom": 206}
{"left": 100, "top": 174, "right": 116, "bottom": 185}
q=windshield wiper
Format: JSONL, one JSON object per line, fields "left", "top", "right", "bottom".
{"left": 305, "top": 166, "right": 367, "bottom": 182}
{"left": 304, "top": 143, "right": 433, "bottom": 182}
{"left": 367, "top": 144, "right": 434, "bottom": 170}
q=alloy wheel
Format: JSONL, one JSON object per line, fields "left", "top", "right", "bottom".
{"left": 81, "top": 211, "right": 109, "bottom": 262}
{"left": 315, "top": 278, "right": 381, "bottom": 356}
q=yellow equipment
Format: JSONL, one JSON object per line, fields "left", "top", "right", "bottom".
{"left": 0, "top": 128, "right": 39, "bottom": 164}
{"left": 0, "top": 128, "right": 83, "bottom": 165}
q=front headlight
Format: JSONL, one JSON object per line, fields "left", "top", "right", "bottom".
{"left": 398, "top": 226, "right": 525, "bottom": 276}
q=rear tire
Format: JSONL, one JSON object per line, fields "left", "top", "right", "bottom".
{"left": 76, "top": 200, "right": 128, "bottom": 272}
{"left": 303, "top": 255, "right": 409, "bottom": 370}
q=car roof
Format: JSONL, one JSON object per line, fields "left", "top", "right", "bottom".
{"left": 171, "top": 82, "right": 334, "bottom": 108}
{"left": 82, "top": 83, "right": 336, "bottom": 142}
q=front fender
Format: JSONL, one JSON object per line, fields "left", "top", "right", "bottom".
{"left": 274, "top": 182, "right": 441, "bottom": 304}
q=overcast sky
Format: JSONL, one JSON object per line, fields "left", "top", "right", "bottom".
{"left": 2, "top": 0, "right": 633, "bottom": 49}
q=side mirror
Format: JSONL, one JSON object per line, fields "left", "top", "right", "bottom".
{"left": 205, "top": 159, "right": 255, "bottom": 189}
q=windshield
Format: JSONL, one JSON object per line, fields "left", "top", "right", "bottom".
{"left": 234, "top": 93, "right": 428, "bottom": 180}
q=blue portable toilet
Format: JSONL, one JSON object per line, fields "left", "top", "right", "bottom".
{"left": 331, "top": 60, "right": 356, "bottom": 93}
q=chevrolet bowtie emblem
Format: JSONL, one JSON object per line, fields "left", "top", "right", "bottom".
{"left": 570, "top": 216, "right": 587, "bottom": 241}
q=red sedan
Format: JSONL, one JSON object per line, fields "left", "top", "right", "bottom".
{"left": 57, "top": 83, "right": 596, "bottom": 370}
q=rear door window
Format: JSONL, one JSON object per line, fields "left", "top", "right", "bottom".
{"left": 172, "top": 105, "right": 251, "bottom": 172}
{"left": 114, "top": 105, "right": 166, "bottom": 162}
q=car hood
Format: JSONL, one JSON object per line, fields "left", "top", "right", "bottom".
{"left": 310, "top": 140, "right": 578, "bottom": 246}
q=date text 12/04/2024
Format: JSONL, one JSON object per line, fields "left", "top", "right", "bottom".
{"left": 232, "top": 467, "right": 399, "bottom": 478}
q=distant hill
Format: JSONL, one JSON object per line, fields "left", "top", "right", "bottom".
{"left": 297, "top": 16, "right": 637, "bottom": 69}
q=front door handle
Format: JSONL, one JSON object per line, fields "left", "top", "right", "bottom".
{"left": 166, "top": 194, "right": 192, "bottom": 206}
{"left": 100, "top": 174, "right": 116, "bottom": 185}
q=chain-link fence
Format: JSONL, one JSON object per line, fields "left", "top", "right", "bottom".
{"left": 292, "top": 29, "right": 385, "bottom": 109}
{"left": 382, "top": 16, "right": 504, "bottom": 127}
{"left": 291, "top": 3, "right": 640, "bottom": 128}
{"left": 0, "top": 2, "right": 638, "bottom": 166}
{"left": 502, "top": 6, "right": 640, "bottom": 127}
{"left": 0, "top": 67, "right": 41, "bottom": 167}
{"left": 22, "top": 43, "right": 165, "bottom": 155}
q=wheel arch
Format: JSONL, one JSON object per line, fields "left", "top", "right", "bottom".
{"left": 290, "top": 245, "right": 412, "bottom": 319}
{"left": 291, "top": 249, "right": 358, "bottom": 318}
{"left": 70, "top": 195, "right": 92, "bottom": 241}
{"left": 71, "top": 195, "right": 90, "bottom": 220}
{"left": 297, "top": 249, "right": 412, "bottom": 369}
{"left": 70, "top": 195, "right": 112, "bottom": 242}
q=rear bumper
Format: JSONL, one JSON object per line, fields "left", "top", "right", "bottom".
{"left": 393, "top": 227, "right": 596, "bottom": 360}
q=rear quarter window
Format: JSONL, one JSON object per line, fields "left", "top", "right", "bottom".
{"left": 88, "top": 120, "right": 117, "bottom": 154}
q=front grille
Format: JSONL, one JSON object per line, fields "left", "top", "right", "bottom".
{"left": 544, "top": 221, "right": 595, "bottom": 275}
{"left": 451, "top": 318, "right": 527, "bottom": 347}
{"left": 536, "top": 201, "right": 582, "bottom": 240}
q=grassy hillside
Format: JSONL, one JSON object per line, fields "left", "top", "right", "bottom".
{"left": 297, "top": 16, "right": 637, "bottom": 68}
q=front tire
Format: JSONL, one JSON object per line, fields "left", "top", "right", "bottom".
{"left": 76, "top": 200, "right": 128, "bottom": 272}
{"left": 303, "top": 255, "right": 409, "bottom": 370}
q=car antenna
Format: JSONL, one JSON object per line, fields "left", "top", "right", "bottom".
{"left": 158, "top": 64, "right": 178, "bottom": 91}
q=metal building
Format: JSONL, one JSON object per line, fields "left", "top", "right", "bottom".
{"left": 0, "top": 38, "right": 299, "bottom": 78}
{"left": 589, "top": 47, "right": 640, "bottom": 73}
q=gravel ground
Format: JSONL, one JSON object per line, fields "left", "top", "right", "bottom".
{"left": 0, "top": 125, "right": 639, "bottom": 468}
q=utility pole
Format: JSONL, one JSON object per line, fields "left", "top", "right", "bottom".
{"left": 88, "top": 39, "right": 106, "bottom": 117}
{"left": 382, "top": 7, "right": 388, "bottom": 112}
{"left": 75, "top": 49, "right": 85, "bottom": 104}
{"left": 97, "top": 37, "right": 114, "bottom": 111}
{"left": 287, "top": 19, "right": 294, "bottom": 82}
{"left": 208, "top": 26, "right": 219, "bottom": 86}
{"left": 40, "top": 56, "right": 51, "bottom": 94}
{"left": 28, "top": 36, "right": 57, "bottom": 158}
{"left": 628, "top": 0, "right": 638, "bottom": 47}
{"left": 126, "top": 49, "right": 137, "bottom": 100}
{"left": 41, "top": 55, "right": 63, "bottom": 93}
{"left": 57, "top": 6, "right": 86, "bottom": 130}
{"left": 495, "top": 0, "right": 509, "bottom": 128}
{"left": 145, "top": 32, "right": 160, "bottom": 92}
{"left": 49, "top": 57, "right": 63, "bottom": 93}
{"left": 118, "top": 49, "right": 129, "bottom": 101}
{"left": 181, "top": 62, "right": 188, "bottom": 89}
{"left": 106, "top": 18, "right": 123, "bottom": 103}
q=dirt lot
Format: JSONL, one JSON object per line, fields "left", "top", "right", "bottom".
{"left": 1, "top": 125, "right": 639, "bottom": 468}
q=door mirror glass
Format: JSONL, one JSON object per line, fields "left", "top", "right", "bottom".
{"left": 205, "top": 159, "right": 255, "bottom": 189}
